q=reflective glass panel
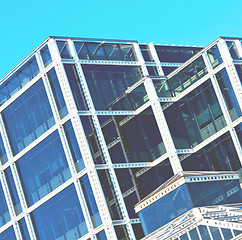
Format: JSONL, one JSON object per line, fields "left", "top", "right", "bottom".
{"left": 207, "top": 44, "right": 223, "bottom": 68}
{"left": 216, "top": 68, "right": 241, "bottom": 121}
{"left": 31, "top": 184, "right": 88, "bottom": 240}
{"left": 132, "top": 224, "right": 145, "bottom": 240}
{"left": 138, "top": 184, "right": 193, "bottom": 235}
{"left": 209, "top": 226, "right": 222, "bottom": 240}
{"left": 47, "top": 67, "right": 68, "bottom": 118}
{"left": 188, "top": 228, "right": 200, "bottom": 240}
{"left": 16, "top": 131, "right": 71, "bottom": 206}
{"left": 19, "top": 217, "right": 31, "bottom": 240}
{"left": 5, "top": 167, "right": 22, "bottom": 215}
{"left": 155, "top": 45, "right": 202, "bottom": 63}
{"left": 56, "top": 41, "right": 72, "bottom": 59}
{"left": 96, "top": 230, "right": 107, "bottom": 240}
{"left": 180, "top": 233, "right": 189, "bottom": 240}
{"left": 162, "top": 66, "right": 178, "bottom": 75}
{"left": 97, "top": 169, "right": 123, "bottom": 220}
{"left": 0, "top": 182, "right": 10, "bottom": 227}
{"left": 221, "top": 228, "right": 233, "bottom": 240}
{"left": 140, "top": 45, "right": 153, "bottom": 62}
{"left": 82, "top": 65, "right": 143, "bottom": 110}
{"left": 226, "top": 41, "right": 241, "bottom": 60}
{"left": 80, "top": 174, "right": 102, "bottom": 228}
{"left": 0, "top": 134, "right": 8, "bottom": 165}
{"left": 235, "top": 64, "right": 242, "bottom": 85}
{"left": 114, "top": 225, "right": 129, "bottom": 240}
{"left": 40, "top": 45, "right": 52, "bottom": 67}
{"left": 181, "top": 132, "right": 241, "bottom": 172}
{"left": 198, "top": 226, "right": 211, "bottom": 240}
{"left": 147, "top": 66, "right": 159, "bottom": 76}
{"left": 63, "top": 120, "right": 85, "bottom": 172}
{"left": 0, "top": 56, "right": 39, "bottom": 105}
{"left": 167, "top": 56, "right": 208, "bottom": 97}
{"left": 3, "top": 79, "right": 55, "bottom": 155}
{"left": 109, "top": 107, "right": 166, "bottom": 163}
{"left": 164, "top": 79, "right": 226, "bottom": 148}
{"left": 63, "top": 64, "right": 87, "bottom": 110}
{"left": 0, "top": 226, "right": 16, "bottom": 240}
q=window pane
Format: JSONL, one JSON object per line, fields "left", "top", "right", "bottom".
{"left": 216, "top": 68, "right": 241, "bottom": 121}
{"left": 16, "top": 131, "right": 71, "bottom": 206}
{"left": 0, "top": 226, "right": 16, "bottom": 240}
{"left": 80, "top": 174, "right": 102, "bottom": 228}
{"left": 19, "top": 217, "right": 31, "bottom": 240}
{"left": 40, "top": 45, "right": 52, "bottom": 67}
{"left": 82, "top": 65, "right": 143, "bottom": 110}
{"left": 56, "top": 41, "right": 72, "bottom": 59}
{"left": 0, "top": 182, "right": 10, "bottom": 227}
{"left": 47, "top": 68, "right": 68, "bottom": 118}
{"left": 226, "top": 41, "right": 241, "bottom": 60}
{"left": 198, "top": 226, "right": 211, "bottom": 240}
{"left": 31, "top": 184, "right": 88, "bottom": 240}
{"left": 209, "top": 226, "right": 222, "bottom": 240}
{"left": 3, "top": 79, "right": 55, "bottom": 155}
{"left": 63, "top": 120, "right": 85, "bottom": 172}
{"left": 5, "top": 167, "right": 22, "bottom": 215}
{"left": 140, "top": 45, "right": 153, "bottom": 62}
{"left": 207, "top": 44, "right": 223, "bottom": 68}
{"left": 0, "top": 134, "right": 8, "bottom": 165}
{"left": 96, "top": 230, "right": 107, "bottom": 240}
{"left": 221, "top": 228, "right": 233, "bottom": 240}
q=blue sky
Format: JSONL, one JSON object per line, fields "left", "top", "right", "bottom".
{"left": 1, "top": 0, "right": 242, "bottom": 79}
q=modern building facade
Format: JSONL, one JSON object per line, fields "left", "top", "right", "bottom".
{"left": 0, "top": 36, "right": 241, "bottom": 240}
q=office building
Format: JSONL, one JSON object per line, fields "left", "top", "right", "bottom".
{"left": 0, "top": 36, "right": 241, "bottom": 240}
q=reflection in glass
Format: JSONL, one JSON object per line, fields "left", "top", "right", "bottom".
{"left": 139, "top": 45, "right": 153, "bottom": 62}
{"left": 5, "top": 167, "right": 22, "bottom": 215}
{"left": 216, "top": 68, "right": 241, "bottom": 121}
{"left": 0, "top": 183, "right": 10, "bottom": 228}
{"left": 47, "top": 67, "right": 68, "bottom": 118}
{"left": 235, "top": 64, "right": 242, "bottom": 85}
{"left": 80, "top": 174, "right": 102, "bottom": 228}
{"left": 56, "top": 41, "right": 72, "bottom": 59}
{"left": 181, "top": 132, "right": 241, "bottom": 172}
{"left": 166, "top": 56, "right": 208, "bottom": 97}
{"left": 74, "top": 42, "right": 137, "bottom": 61}
{"left": 17, "top": 131, "right": 71, "bottom": 206}
{"left": 40, "top": 45, "right": 52, "bottom": 67}
{"left": 82, "top": 65, "right": 143, "bottom": 110}
{"left": 19, "top": 217, "right": 31, "bottom": 240}
{"left": 63, "top": 120, "right": 85, "bottom": 172}
{"left": 3, "top": 79, "right": 55, "bottom": 155}
{"left": 31, "top": 184, "right": 88, "bottom": 240}
{"left": 96, "top": 230, "right": 107, "bottom": 240}
{"left": 0, "top": 134, "right": 8, "bottom": 165}
{"left": 207, "top": 44, "right": 223, "bottom": 68}
{"left": 165, "top": 79, "right": 226, "bottom": 148}
{"left": 0, "top": 226, "right": 16, "bottom": 240}
{"left": 0, "top": 56, "right": 39, "bottom": 105}
{"left": 226, "top": 41, "right": 241, "bottom": 60}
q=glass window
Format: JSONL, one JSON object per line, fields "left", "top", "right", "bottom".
{"left": 0, "top": 134, "right": 8, "bottom": 165}
{"left": 47, "top": 68, "right": 68, "bottom": 118}
{"left": 114, "top": 225, "right": 129, "bottom": 240}
{"left": 155, "top": 45, "right": 202, "bottom": 63}
{"left": 56, "top": 41, "right": 72, "bottom": 59}
{"left": 147, "top": 66, "right": 159, "bottom": 76}
{"left": 164, "top": 80, "right": 226, "bottom": 148}
{"left": 221, "top": 228, "right": 233, "bottom": 240}
{"left": 198, "top": 226, "right": 211, "bottom": 240}
{"left": 235, "top": 65, "right": 242, "bottom": 86}
{"left": 5, "top": 167, "right": 22, "bottom": 215}
{"left": 209, "top": 226, "right": 223, "bottom": 240}
{"left": 110, "top": 107, "right": 166, "bottom": 163}
{"left": 63, "top": 64, "right": 87, "bottom": 110}
{"left": 108, "top": 83, "right": 148, "bottom": 111}
{"left": 235, "top": 123, "right": 242, "bottom": 145}
{"left": 74, "top": 42, "right": 137, "bottom": 61}
{"left": 0, "top": 56, "right": 39, "bottom": 105}
{"left": 19, "top": 217, "right": 31, "bottom": 240}
{"left": 3, "top": 79, "right": 55, "bottom": 155}
{"left": 181, "top": 132, "right": 242, "bottom": 172}
{"left": 138, "top": 184, "right": 193, "bottom": 235}
{"left": 207, "top": 44, "right": 223, "bottom": 68}
{"left": 132, "top": 224, "right": 144, "bottom": 240}
{"left": 82, "top": 65, "right": 143, "bottom": 110}
{"left": 31, "top": 184, "right": 88, "bottom": 240}
{"left": 40, "top": 45, "right": 52, "bottom": 67}
{"left": 180, "top": 233, "right": 189, "bottom": 240}
{"left": 0, "top": 226, "right": 16, "bottom": 240}
{"left": 0, "top": 182, "right": 10, "bottom": 228}
{"left": 80, "top": 174, "right": 102, "bottom": 228}
{"left": 162, "top": 66, "right": 178, "bottom": 75}
{"left": 226, "top": 41, "right": 241, "bottom": 60}
{"left": 188, "top": 228, "right": 200, "bottom": 240}
{"left": 140, "top": 45, "right": 153, "bottom": 62}
{"left": 167, "top": 56, "right": 208, "bottom": 97}
{"left": 216, "top": 68, "right": 241, "bottom": 121}
{"left": 16, "top": 131, "right": 71, "bottom": 206}
{"left": 97, "top": 169, "right": 123, "bottom": 220}
{"left": 63, "top": 120, "right": 85, "bottom": 172}
{"left": 96, "top": 230, "right": 107, "bottom": 240}
{"left": 154, "top": 78, "right": 173, "bottom": 97}
{"left": 124, "top": 192, "right": 139, "bottom": 218}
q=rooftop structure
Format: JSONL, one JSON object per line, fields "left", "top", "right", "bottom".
{"left": 0, "top": 36, "right": 241, "bottom": 240}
